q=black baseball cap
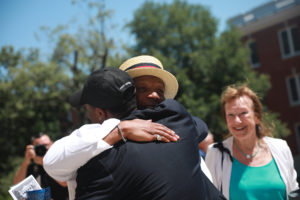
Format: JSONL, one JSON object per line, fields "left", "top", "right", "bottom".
{"left": 69, "top": 67, "right": 136, "bottom": 110}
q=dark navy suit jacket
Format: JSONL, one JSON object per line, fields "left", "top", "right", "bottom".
{"left": 75, "top": 100, "right": 225, "bottom": 200}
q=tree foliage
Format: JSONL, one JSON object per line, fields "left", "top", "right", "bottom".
{"left": 0, "top": 0, "right": 120, "bottom": 195}
{"left": 0, "top": 46, "right": 72, "bottom": 195}
{"left": 43, "top": 0, "right": 123, "bottom": 126}
{"left": 127, "top": 0, "right": 290, "bottom": 140}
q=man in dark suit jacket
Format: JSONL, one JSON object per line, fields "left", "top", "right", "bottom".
{"left": 70, "top": 67, "right": 225, "bottom": 200}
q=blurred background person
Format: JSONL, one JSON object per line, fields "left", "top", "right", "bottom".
{"left": 206, "top": 84, "right": 299, "bottom": 200}
{"left": 14, "top": 133, "right": 68, "bottom": 200}
{"left": 199, "top": 131, "right": 214, "bottom": 159}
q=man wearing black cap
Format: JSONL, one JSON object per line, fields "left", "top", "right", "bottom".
{"left": 45, "top": 67, "right": 224, "bottom": 199}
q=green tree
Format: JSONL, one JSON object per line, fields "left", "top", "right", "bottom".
{"left": 0, "top": 1, "right": 125, "bottom": 195}
{"left": 44, "top": 0, "right": 127, "bottom": 126}
{"left": 0, "top": 46, "right": 72, "bottom": 196}
{"left": 127, "top": 0, "right": 289, "bottom": 140}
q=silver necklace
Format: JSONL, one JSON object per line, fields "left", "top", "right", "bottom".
{"left": 233, "top": 139, "right": 260, "bottom": 159}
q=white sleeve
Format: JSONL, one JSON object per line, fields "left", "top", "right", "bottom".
{"left": 205, "top": 145, "right": 222, "bottom": 190}
{"left": 200, "top": 156, "right": 213, "bottom": 182}
{"left": 43, "top": 118, "right": 120, "bottom": 182}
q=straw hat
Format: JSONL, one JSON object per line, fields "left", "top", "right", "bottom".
{"left": 119, "top": 55, "right": 178, "bottom": 99}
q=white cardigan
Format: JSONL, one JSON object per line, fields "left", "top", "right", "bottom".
{"left": 206, "top": 136, "right": 299, "bottom": 199}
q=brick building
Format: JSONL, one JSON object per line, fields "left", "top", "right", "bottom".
{"left": 229, "top": 0, "right": 300, "bottom": 155}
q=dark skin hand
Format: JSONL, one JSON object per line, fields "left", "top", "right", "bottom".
{"left": 104, "top": 119, "right": 179, "bottom": 145}
{"left": 84, "top": 105, "right": 179, "bottom": 146}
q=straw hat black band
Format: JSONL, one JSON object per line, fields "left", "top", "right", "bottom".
{"left": 125, "top": 63, "right": 162, "bottom": 71}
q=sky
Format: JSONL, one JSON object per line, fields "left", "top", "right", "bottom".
{"left": 0, "top": 0, "right": 272, "bottom": 58}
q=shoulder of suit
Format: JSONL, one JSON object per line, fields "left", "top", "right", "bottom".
{"left": 160, "top": 99, "right": 187, "bottom": 112}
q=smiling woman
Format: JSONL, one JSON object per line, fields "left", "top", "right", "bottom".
{"left": 205, "top": 84, "right": 299, "bottom": 200}
{"left": 224, "top": 95, "right": 260, "bottom": 142}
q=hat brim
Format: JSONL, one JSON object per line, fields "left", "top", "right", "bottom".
{"left": 69, "top": 89, "right": 83, "bottom": 107}
{"left": 126, "top": 68, "right": 178, "bottom": 99}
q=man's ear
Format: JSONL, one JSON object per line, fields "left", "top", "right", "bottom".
{"left": 95, "top": 107, "right": 106, "bottom": 123}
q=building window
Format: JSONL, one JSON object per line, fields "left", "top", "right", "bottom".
{"left": 249, "top": 41, "right": 260, "bottom": 68}
{"left": 295, "top": 123, "right": 300, "bottom": 152}
{"left": 296, "top": 124, "right": 300, "bottom": 136}
{"left": 279, "top": 26, "right": 300, "bottom": 58}
{"left": 286, "top": 74, "right": 300, "bottom": 106}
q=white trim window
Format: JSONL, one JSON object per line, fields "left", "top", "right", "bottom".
{"left": 286, "top": 74, "right": 300, "bottom": 106}
{"left": 278, "top": 26, "right": 300, "bottom": 59}
{"left": 248, "top": 40, "right": 260, "bottom": 68}
{"left": 295, "top": 123, "right": 300, "bottom": 153}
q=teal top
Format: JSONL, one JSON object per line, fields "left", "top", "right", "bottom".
{"left": 229, "top": 157, "right": 286, "bottom": 200}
